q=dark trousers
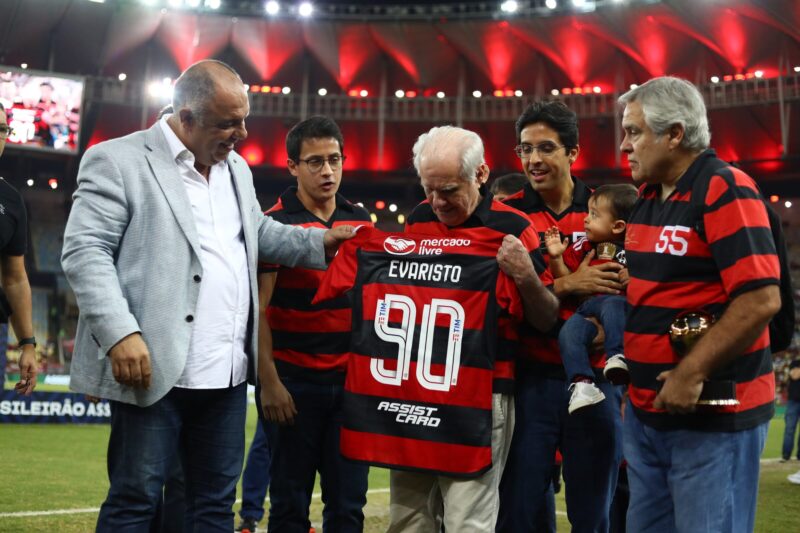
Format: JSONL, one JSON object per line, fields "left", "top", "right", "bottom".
{"left": 782, "top": 399, "right": 800, "bottom": 460}
{"left": 239, "top": 417, "right": 276, "bottom": 522}
{"left": 559, "top": 295, "right": 627, "bottom": 383}
{"left": 497, "top": 374, "right": 622, "bottom": 533}
{"left": 98, "top": 383, "right": 247, "bottom": 532}
{"left": 266, "top": 378, "right": 369, "bottom": 533}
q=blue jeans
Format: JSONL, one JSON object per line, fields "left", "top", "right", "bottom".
{"left": 150, "top": 457, "right": 186, "bottom": 533}
{"left": 267, "top": 379, "right": 369, "bottom": 533}
{"left": 497, "top": 374, "right": 622, "bottom": 532}
{"left": 98, "top": 383, "right": 247, "bottom": 532}
{"left": 239, "top": 418, "right": 275, "bottom": 522}
{"left": 623, "top": 401, "right": 768, "bottom": 533}
{"left": 782, "top": 400, "right": 800, "bottom": 460}
{"left": 559, "top": 295, "right": 627, "bottom": 383}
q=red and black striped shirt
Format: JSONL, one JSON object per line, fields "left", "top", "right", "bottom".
{"left": 313, "top": 226, "right": 525, "bottom": 476}
{"left": 260, "top": 187, "right": 372, "bottom": 384}
{"left": 405, "top": 192, "right": 553, "bottom": 394}
{"left": 625, "top": 150, "right": 780, "bottom": 431}
{"left": 503, "top": 178, "right": 596, "bottom": 378}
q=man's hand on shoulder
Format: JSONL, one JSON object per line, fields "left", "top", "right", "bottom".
{"left": 323, "top": 225, "right": 357, "bottom": 259}
{"left": 559, "top": 250, "right": 623, "bottom": 297}
{"left": 14, "top": 345, "right": 37, "bottom": 396}
{"left": 108, "top": 333, "right": 152, "bottom": 389}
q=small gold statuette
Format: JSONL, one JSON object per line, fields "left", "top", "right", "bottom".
{"left": 596, "top": 242, "right": 618, "bottom": 261}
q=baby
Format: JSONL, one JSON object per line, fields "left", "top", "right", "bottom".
{"left": 545, "top": 183, "right": 638, "bottom": 413}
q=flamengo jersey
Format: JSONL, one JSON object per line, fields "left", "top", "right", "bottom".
{"left": 503, "top": 178, "right": 596, "bottom": 377}
{"left": 625, "top": 149, "right": 780, "bottom": 431}
{"left": 313, "top": 227, "right": 524, "bottom": 476}
{"left": 260, "top": 187, "right": 372, "bottom": 384}
{"left": 405, "top": 192, "right": 552, "bottom": 394}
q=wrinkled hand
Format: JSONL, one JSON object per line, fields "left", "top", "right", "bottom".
{"left": 108, "top": 333, "right": 152, "bottom": 389}
{"left": 653, "top": 368, "right": 704, "bottom": 414}
{"left": 260, "top": 379, "right": 297, "bottom": 425}
{"left": 497, "top": 235, "right": 536, "bottom": 285}
{"left": 323, "top": 225, "right": 357, "bottom": 259}
{"left": 14, "top": 346, "right": 37, "bottom": 396}
{"left": 567, "top": 250, "right": 623, "bottom": 296}
{"left": 544, "top": 226, "right": 568, "bottom": 258}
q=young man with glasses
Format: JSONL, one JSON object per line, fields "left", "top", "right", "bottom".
{"left": 498, "top": 101, "right": 624, "bottom": 533}
{"left": 0, "top": 102, "right": 37, "bottom": 397}
{"left": 256, "top": 115, "right": 371, "bottom": 532}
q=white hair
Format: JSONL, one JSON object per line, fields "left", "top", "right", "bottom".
{"left": 619, "top": 76, "right": 711, "bottom": 152}
{"left": 412, "top": 125, "right": 485, "bottom": 181}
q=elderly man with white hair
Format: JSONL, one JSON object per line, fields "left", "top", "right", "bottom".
{"left": 385, "top": 125, "right": 559, "bottom": 532}
{"left": 620, "top": 76, "right": 781, "bottom": 532}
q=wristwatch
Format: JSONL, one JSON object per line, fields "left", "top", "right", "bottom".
{"left": 18, "top": 337, "right": 36, "bottom": 348}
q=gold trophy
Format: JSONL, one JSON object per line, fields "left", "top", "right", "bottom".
{"left": 668, "top": 310, "right": 739, "bottom": 406}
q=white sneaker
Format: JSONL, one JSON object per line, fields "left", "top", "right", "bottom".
{"left": 604, "top": 354, "right": 630, "bottom": 385}
{"left": 568, "top": 382, "right": 606, "bottom": 414}
{"left": 788, "top": 471, "right": 800, "bottom": 485}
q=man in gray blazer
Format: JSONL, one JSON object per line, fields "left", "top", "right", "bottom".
{"left": 62, "top": 60, "right": 353, "bottom": 531}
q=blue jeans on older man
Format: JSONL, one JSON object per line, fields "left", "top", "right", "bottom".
{"left": 239, "top": 416, "right": 275, "bottom": 523}
{"left": 623, "top": 400, "right": 768, "bottom": 533}
{"left": 98, "top": 383, "right": 247, "bottom": 532}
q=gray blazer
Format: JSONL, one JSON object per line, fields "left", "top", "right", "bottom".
{"left": 62, "top": 123, "right": 327, "bottom": 406}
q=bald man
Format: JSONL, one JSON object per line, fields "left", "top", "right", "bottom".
{"left": 62, "top": 60, "right": 354, "bottom": 531}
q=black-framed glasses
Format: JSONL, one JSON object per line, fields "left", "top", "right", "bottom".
{"left": 0, "top": 126, "right": 13, "bottom": 140}
{"left": 514, "top": 142, "right": 565, "bottom": 159}
{"left": 297, "top": 154, "right": 346, "bottom": 173}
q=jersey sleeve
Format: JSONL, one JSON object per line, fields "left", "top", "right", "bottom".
{"left": 702, "top": 171, "right": 780, "bottom": 298}
{"left": 311, "top": 232, "right": 364, "bottom": 304}
{"left": 561, "top": 236, "right": 588, "bottom": 273}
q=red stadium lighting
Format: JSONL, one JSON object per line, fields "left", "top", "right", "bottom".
{"left": 375, "top": 200, "right": 386, "bottom": 210}
{"left": 723, "top": 75, "right": 733, "bottom": 81}
{"left": 348, "top": 89, "right": 358, "bottom": 97}
{"left": 405, "top": 90, "right": 417, "bottom": 98}
{"left": 250, "top": 85, "right": 261, "bottom": 92}
{"left": 562, "top": 88, "right": 572, "bottom": 95}
{"left": 261, "top": 86, "right": 271, "bottom": 92}
{"left": 745, "top": 73, "right": 754, "bottom": 79}
{"left": 504, "top": 89, "right": 514, "bottom": 97}
{"left": 271, "top": 86, "right": 281, "bottom": 93}
{"left": 493, "top": 89, "right": 504, "bottom": 97}
{"left": 48, "top": 178, "right": 58, "bottom": 190}
{"left": 574, "top": 87, "right": 583, "bottom": 94}
{"left": 770, "top": 195, "right": 779, "bottom": 203}
{"left": 734, "top": 74, "right": 745, "bottom": 80}
{"left": 241, "top": 145, "right": 264, "bottom": 166}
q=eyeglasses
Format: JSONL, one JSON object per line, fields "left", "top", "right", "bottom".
{"left": 297, "top": 154, "right": 346, "bottom": 173}
{"left": 514, "top": 142, "right": 565, "bottom": 159}
{"left": 0, "top": 126, "right": 13, "bottom": 140}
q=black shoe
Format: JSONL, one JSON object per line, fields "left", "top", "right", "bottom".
{"left": 236, "top": 517, "right": 258, "bottom": 533}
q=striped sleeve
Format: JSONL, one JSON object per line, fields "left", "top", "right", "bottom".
{"left": 703, "top": 170, "right": 780, "bottom": 298}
